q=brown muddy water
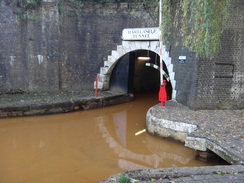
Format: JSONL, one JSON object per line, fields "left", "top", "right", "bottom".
{"left": 0, "top": 93, "right": 221, "bottom": 183}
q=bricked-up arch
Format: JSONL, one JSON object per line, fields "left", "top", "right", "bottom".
{"left": 95, "top": 40, "right": 176, "bottom": 100}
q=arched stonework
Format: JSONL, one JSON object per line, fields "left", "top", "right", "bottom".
{"left": 95, "top": 40, "right": 176, "bottom": 100}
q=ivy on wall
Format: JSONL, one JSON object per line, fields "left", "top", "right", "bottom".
{"left": 5, "top": 0, "right": 231, "bottom": 58}
{"left": 69, "top": 0, "right": 83, "bottom": 31}
{"left": 161, "top": 0, "right": 232, "bottom": 58}
{"left": 5, "top": 0, "right": 42, "bottom": 8}
{"left": 5, "top": 0, "right": 42, "bottom": 20}
{"left": 68, "top": 0, "right": 231, "bottom": 58}
{"left": 19, "top": 0, "right": 42, "bottom": 8}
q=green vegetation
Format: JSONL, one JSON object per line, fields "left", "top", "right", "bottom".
{"left": 63, "top": 0, "right": 232, "bottom": 58}
{"left": 119, "top": 175, "right": 131, "bottom": 183}
{"left": 8, "top": 0, "right": 41, "bottom": 20}
{"left": 161, "top": 0, "right": 232, "bottom": 58}
{"left": 210, "top": 171, "right": 227, "bottom": 176}
{"left": 116, "top": 174, "right": 141, "bottom": 183}
{"left": 69, "top": 0, "right": 84, "bottom": 31}
{"left": 7, "top": 0, "right": 231, "bottom": 58}
{"left": 6, "top": 0, "right": 42, "bottom": 8}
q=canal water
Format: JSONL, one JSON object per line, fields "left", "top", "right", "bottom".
{"left": 0, "top": 93, "right": 220, "bottom": 183}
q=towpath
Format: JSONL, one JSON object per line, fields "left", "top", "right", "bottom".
{"left": 146, "top": 101, "right": 244, "bottom": 165}
{"left": 0, "top": 91, "right": 133, "bottom": 118}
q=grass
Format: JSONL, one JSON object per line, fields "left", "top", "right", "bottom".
{"left": 119, "top": 176, "right": 131, "bottom": 183}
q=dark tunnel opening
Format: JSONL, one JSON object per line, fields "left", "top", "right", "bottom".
{"left": 109, "top": 50, "right": 172, "bottom": 100}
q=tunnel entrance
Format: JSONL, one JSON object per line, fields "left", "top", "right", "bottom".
{"left": 109, "top": 50, "right": 172, "bottom": 99}
{"left": 95, "top": 40, "right": 176, "bottom": 100}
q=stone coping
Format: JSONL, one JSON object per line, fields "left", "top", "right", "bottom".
{"left": 146, "top": 100, "right": 244, "bottom": 165}
{"left": 101, "top": 165, "right": 244, "bottom": 183}
{"left": 0, "top": 91, "right": 134, "bottom": 118}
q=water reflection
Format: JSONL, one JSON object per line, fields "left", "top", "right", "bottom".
{"left": 0, "top": 93, "right": 216, "bottom": 183}
{"left": 96, "top": 101, "right": 192, "bottom": 171}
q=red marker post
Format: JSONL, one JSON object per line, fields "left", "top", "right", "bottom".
{"left": 158, "top": 0, "right": 168, "bottom": 107}
{"left": 159, "top": 80, "right": 167, "bottom": 107}
{"left": 94, "top": 75, "right": 100, "bottom": 97}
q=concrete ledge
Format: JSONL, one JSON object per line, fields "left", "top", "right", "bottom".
{"left": 146, "top": 101, "right": 244, "bottom": 165}
{"left": 206, "top": 139, "right": 243, "bottom": 165}
{"left": 146, "top": 106, "right": 198, "bottom": 142}
{"left": 0, "top": 93, "right": 134, "bottom": 118}
{"left": 103, "top": 93, "right": 134, "bottom": 107}
{"left": 185, "top": 136, "right": 207, "bottom": 151}
{"left": 101, "top": 165, "right": 244, "bottom": 182}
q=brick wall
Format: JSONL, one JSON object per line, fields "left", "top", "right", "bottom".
{"left": 169, "top": 45, "right": 198, "bottom": 107}
{"left": 190, "top": 0, "right": 244, "bottom": 109}
{"left": 168, "top": 0, "right": 243, "bottom": 109}
{"left": 170, "top": 0, "right": 244, "bottom": 109}
{"left": 0, "top": 1, "right": 156, "bottom": 93}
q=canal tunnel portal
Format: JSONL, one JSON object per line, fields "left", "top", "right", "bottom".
{"left": 95, "top": 40, "right": 176, "bottom": 100}
{"left": 109, "top": 50, "right": 172, "bottom": 99}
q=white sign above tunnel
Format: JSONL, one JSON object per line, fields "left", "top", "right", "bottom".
{"left": 122, "top": 27, "right": 160, "bottom": 41}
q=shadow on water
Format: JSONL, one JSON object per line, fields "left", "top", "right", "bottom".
{"left": 0, "top": 92, "right": 224, "bottom": 183}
